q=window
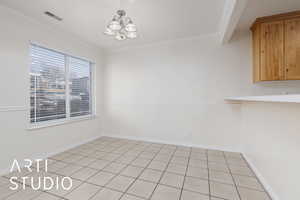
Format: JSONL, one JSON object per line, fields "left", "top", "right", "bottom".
{"left": 30, "top": 44, "right": 93, "bottom": 124}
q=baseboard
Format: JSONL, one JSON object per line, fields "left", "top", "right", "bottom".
{"left": 0, "top": 134, "right": 103, "bottom": 177}
{"left": 243, "top": 154, "right": 280, "bottom": 200}
{"left": 101, "top": 133, "right": 240, "bottom": 153}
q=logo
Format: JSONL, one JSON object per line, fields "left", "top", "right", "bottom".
{"left": 9, "top": 159, "right": 72, "bottom": 191}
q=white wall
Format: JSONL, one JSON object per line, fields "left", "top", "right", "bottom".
{"left": 103, "top": 33, "right": 246, "bottom": 150}
{"left": 241, "top": 103, "right": 300, "bottom": 200}
{"left": 104, "top": 32, "right": 300, "bottom": 200}
{"left": 0, "top": 5, "right": 104, "bottom": 173}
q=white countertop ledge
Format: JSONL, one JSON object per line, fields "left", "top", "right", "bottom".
{"left": 225, "top": 95, "right": 300, "bottom": 103}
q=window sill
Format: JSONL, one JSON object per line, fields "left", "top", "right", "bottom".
{"left": 27, "top": 115, "right": 97, "bottom": 130}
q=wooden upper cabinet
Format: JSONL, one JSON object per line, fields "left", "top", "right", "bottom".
{"left": 251, "top": 11, "right": 300, "bottom": 82}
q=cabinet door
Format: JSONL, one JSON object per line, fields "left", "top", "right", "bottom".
{"left": 285, "top": 18, "right": 300, "bottom": 80}
{"left": 260, "top": 21, "right": 284, "bottom": 81}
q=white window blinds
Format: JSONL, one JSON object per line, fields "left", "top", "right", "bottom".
{"left": 30, "top": 44, "right": 93, "bottom": 124}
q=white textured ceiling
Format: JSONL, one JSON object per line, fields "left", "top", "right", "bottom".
{"left": 237, "top": 0, "right": 300, "bottom": 31}
{"left": 0, "top": 0, "right": 226, "bottom": 49}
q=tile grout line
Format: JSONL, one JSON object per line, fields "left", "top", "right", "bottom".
{"left": 147, "top": 145, "right": 179, "bottom": 200}
{"left": 178, "top": 146, "right": 192, "bottom": 200}
{"left": 223, "top": 151, "right": 242, "bottom": 200}
{"left": 206, "top": 149, "right": 212, "bottom": 200}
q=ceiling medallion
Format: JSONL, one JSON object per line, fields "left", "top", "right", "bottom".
{"left": 104, "top": 10, "right": 137, "bottom": 41}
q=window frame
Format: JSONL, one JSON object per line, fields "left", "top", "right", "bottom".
{"left": 28, "top": 43, "right": 96, "bottom": 130}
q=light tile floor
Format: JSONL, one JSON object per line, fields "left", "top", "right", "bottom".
{"left": 1, "top": 137, "right": 271, "bottom": 200}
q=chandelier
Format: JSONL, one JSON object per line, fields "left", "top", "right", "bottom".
{"left": 104, "top": 10, "right": 137, "bottom": 41}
